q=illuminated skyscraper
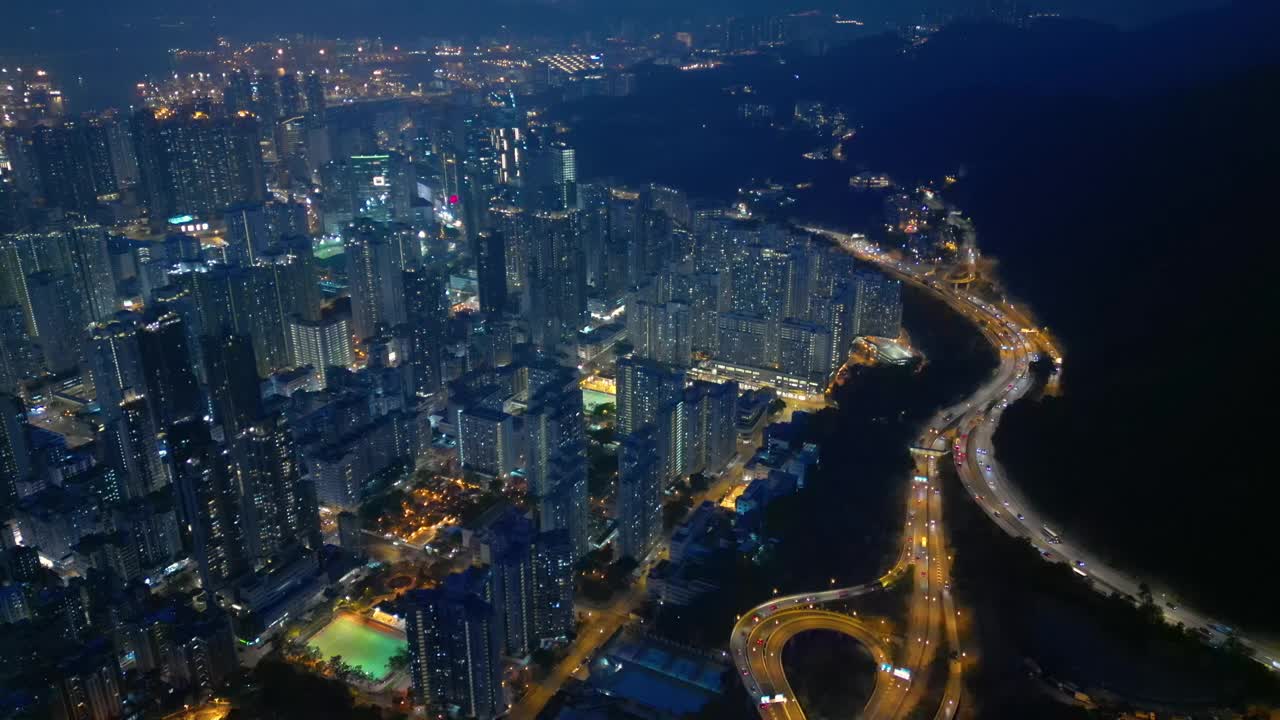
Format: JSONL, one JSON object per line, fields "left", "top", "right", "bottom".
{"left": 403, "top": 266, "right": 448, "bottom": 397}
{"left": 525, "top": 371, "right": 590, "bottom": 559}
{"left": 99, "top": 394, "right": 168, "bottom": 500}
{"left": 202, "top": 334, "right": 262, "bottom": 436}
{"left": 136, "top": 307, "right": 202, "bottom": 427}
{"left": 344, "top": 219, "right": 407, "bottom": 341}
{"left": 531, "top": 529, "right": 574, "bottom": 643}
{"left": 170, "top": 419, "right": 246, "bottom": 592}
{"left": 851, "top": 269, "right": 903, "bottom": 339}
{"left": 404, "top": 569, "right": 505, "bottom": 719}
{"left": 26, "top": 270, "right": 83, "bottom": 374}
{"left": 474, "top": 230, "right": 507, "bottom": 314}
{"left": 347, "top": 153, "right": 411, "bottom": 223}
{"left": 230, "top": 411, "right": 319, "bottom": 567}
{"left": 546, "top": 141, "right": 576, "bottom": 211}
{"left": 288, "top": 313, "right": 352, "bottom": 389}
{"left": 29, "top": 121, "right": 117, "bottom": 213}
{"left": 0, "top": 392, "right": 33, "bottom": 506}
{"left": 65, "top": 223, "right": 116, "bottom": 323}
{"left": 131, "top": 107, "right": 265, "bottom": 221}
{"left": 458, "top": 406, "right": 516, "bottom": 478}
{"left": 525, "top": 210, "right": 585, "bottom": 347}
{"left": 615, "top": 357, "right": 686, "bottom": 438}
{"left": 617, "top": 426, "right": 662, "bottom": 561}
{"left": 224, "top": 204, "right": 270, "bottom": 266}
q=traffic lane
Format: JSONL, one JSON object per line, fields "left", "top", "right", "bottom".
{"left": 752, "top": 613, "right": 896, "bottom": 719}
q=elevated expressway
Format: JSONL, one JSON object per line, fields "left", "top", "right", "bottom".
{"left": 731, "top": 236, "right": 1035, "bottom": 719}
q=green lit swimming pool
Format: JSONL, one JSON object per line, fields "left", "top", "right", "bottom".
{"left": 307, "top": 613, "right": 406, "bottom": 680}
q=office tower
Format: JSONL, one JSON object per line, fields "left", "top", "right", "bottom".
{"left": 545, "top": 141, "right": 577, "bottom": 211}
{"left": 851, "top": 270, "right": 903, "bottom": 338}
{"left": 287, "top": 313, "right": 352, "bottom": 388}
{"left": 347, "top": 153, "right": 411, "bottom": 223}
{"left": 98, "top": 394, "right": 168, "bottom": 501}
{"left": 475, "top": 230, "right": 507, "bottom": 314}
{"left": 169, "top": 419, "right": 245, "bottom": 592}
{"left": 224, "top": 204, "right": 270, "bottom": 266}
{"left": 615, "top": 357, "right": 686, "bottom": 437}
{"left": 404, "top": 571, "right": 505, "bottom": 719}
{"left": 458, "top": 406, "right": 516, "bottom": 478}
{"left": 26, "top": 270, "right": 83, "bottom": 374}
{"left": 617, "top": 427, "right": 662, "bottom": 561}
{"left": 345, "top": 219, "right": 407, "bottom": 341}
{"left": 137, "top": 307, "right": 202, "bottom": 427}
{"left": 230, "top": 412, "right": 318, "bottom": 566}
{"left": 531, "top": 529, "right": 574, "bottom": 643}
{"left": 131, "top": 106, "right": 265, "bottom": 220}
{"left": 525, "top": 210, "right": 585, "bottom": 347}
{"left": 1, "top": 393, "right": 33, "bottom": 506}
{"left": 202, "top": 334, "right": 262, "bottom": 436}
{"left": 404, "top": 266, "right": 448, "bottom": 397}
{"left": 525, "top": 374, "right": 589, "bottom": 559}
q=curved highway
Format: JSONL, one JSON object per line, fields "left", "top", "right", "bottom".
{"left": 731, "top": 231, "right": 1038, "bottom": 719}
{"left": 735, "top": 226, "right": 1278, "bottom": 720}
{"left": 839, "top": 229, "right": 1280, "bottom": 673}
